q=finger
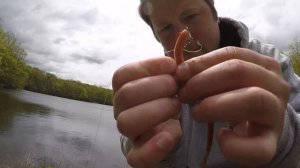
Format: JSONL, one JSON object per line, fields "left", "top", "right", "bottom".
{"left": 112, "top": 57, "right": 177, "bottom": 92}
{"left": 191, "top": 87, "right": 284, "bottom": 129}
{"left": 176, "top": 46, "right": 282, "bottom": 82}
{"left": 114, "top": 74, "right": 178, "bottom": 118}
{"left": 217, "top": 128, "right": 277, "bottom": 167}
{"left": 178, "top": 59, "right": 290, "bottom": 103}
{"left": 117, "top": 98, "right": 181, "bottom": 140}
{"left": 134, "top": 119, "right": 182, "bottom": 149}
{"left": 127, "top": 131, "right": 177, "bottom": 168}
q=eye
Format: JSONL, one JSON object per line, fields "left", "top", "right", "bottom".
{"left": 160, "top": 24, "right": 172, "bottom": 32}
{"left": 185, "top": 13, "right": 199, "bottom": 22}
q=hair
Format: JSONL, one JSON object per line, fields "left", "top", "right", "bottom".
{"left": 138, "top": 0, "right": 218, "bottom": 31}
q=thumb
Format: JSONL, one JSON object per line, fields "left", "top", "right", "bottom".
{"left": 217, "top": 128, "right": 277, "bottom": 167}
{"left": 127, "top": 131, "right": 177, "bottom": 168}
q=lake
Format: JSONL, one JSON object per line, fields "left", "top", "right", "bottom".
{"left": 0, "top": 89, "right": 130, "bottom": 168}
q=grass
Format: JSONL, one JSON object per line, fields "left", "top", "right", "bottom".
{"left": 23, "top": 157, "right": 61, "bottom": 168}
{"left": 0, "top": 155, "right": 61, "bottom": 168}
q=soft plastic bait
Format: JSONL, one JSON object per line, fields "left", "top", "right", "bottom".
{"left": 173, "top": 29, "right": 213, "bottom": 168}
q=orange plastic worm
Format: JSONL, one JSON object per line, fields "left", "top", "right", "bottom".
{"left": 173, "top": 29, "right": 189, "bottom": 65}
{"left": 173, "top": 29, "right": 213, "bottom": 168}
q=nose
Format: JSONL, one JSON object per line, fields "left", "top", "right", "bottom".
{"left": 164, "top": 22, "right": 187, "bottom": 51}
{"left": 173, "top": 22, "right": 192, "bottom": 41}
{"left": 174, "top": 22, "right": 188, "bottom": 34}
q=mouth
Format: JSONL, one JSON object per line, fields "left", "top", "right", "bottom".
{"left": 183, "top": 37, "right": 203, "bottom": 54}
{"left": 164, "top": 29, "right": 203, "bottom": 57}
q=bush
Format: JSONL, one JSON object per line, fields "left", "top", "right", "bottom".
{"left": 288, "top": 39, "right": 300, "bottom": 76}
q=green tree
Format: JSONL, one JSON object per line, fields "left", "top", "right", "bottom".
{"left": 25, "top": 67, "right": 47, "bottom": 92}
{"left": 1, "top": 23, "right": 113, "bottom": 105}
{"left": 0, "top": 52, "right": 28, "bottom": 89}
{"left": 288, "top": 39, "right": 300, "bottom": 76}
{"left": 0, "top": 24, "right": 28, "bottom": 89}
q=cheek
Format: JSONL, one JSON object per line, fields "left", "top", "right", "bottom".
{"left": 194, "top": 25, "right": 220, "bottom": 51}
{"left": 160, "top": 36, "right": 178, "bottom": 52}
{"left": 153, "top": 28, "right": 180, "bottom": 51}
{"left": 208, "top": 26, "right": 221, "bottom": 50}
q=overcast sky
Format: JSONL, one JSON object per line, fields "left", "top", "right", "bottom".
{"left": 0, "top": 0, "right": 299, "bottom": 88}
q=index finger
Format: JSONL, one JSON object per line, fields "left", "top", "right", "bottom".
{"left": 112, "top": 57, "right": 177, "bottom": 92}
{"left": 176, "top": 47, "right": 282, "bottom": 82}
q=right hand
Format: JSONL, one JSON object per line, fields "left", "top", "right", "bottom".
{"left": 113, "top": 57, "right": 182, "bottom": 168}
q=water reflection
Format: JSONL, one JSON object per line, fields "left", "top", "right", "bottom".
{"left": 0, "top": 90, "right": 50, "bottom": 133}
{"left": 0, "top": 89, "right": 128, "bottom": 168}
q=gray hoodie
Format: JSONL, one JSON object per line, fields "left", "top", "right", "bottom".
{"left": 120, "top": 18, "right": 300, "bottom": 168}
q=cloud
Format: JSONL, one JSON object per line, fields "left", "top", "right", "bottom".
{"left": 53, "top": 37, "right": 66, "bottom": 45}
{"left": 71, "top": 53, "right": 105, "bottom": 65}
{"left": 216, "top": 0, "right": 300, "bottom": 49}
{"left": 1, "top": 0, "right": 299, "bottom": 88}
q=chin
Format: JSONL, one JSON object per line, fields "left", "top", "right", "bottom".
{"left": 184, "top": 49, "right": 208, "bottom": 60}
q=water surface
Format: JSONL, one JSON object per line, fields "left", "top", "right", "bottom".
{"left": 0, "top": 89, "right": 128, "bottom": 168}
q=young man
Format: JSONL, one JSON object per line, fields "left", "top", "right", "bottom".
{"left": 112, "top": 0, "right": 300, "bottom": 167}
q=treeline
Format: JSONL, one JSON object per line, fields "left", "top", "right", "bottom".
{"left": 25, "top": 68, "right": 113, "bottom": 105}
{"left": 288, "top": 39, "right": 300, "bottom": 76}
{"left": 0, "top": 24, "right": 112, "bottom": 105}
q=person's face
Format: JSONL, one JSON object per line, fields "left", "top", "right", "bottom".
{"left": 147, "top": 0, "right": 220, "bottom": 60}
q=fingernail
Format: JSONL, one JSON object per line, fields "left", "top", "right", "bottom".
{"left": 177, "top": 62, "right": 189, "bottom": 72}
{"left": 157, "top": 138, "right": 169, "bottom": 150}
{"left": 177, "top": 63, "right": 189, "bottom": 80}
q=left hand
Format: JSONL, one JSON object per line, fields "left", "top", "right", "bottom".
{"left": 175, "top": 47, "right": 290, "bottom": 167}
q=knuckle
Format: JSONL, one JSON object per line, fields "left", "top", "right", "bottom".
{"left": 269, "top": 58, "right": 281, "bottom": 70}
{"left": 147, "top": 98, "right": 179, "bottom": 122}
{"left": 161, "top": 75, "right": 178, "bottom": 94}
{"left": 116, "top": 113, "right": 126, "bottom": 134}
{"left": 225, "top": 59, "right": 247, "bottom": 79}
{"left": 189, "top": 57, "right": 206, "bottom": 74}
{"left": 113, "top": 95, "right": 126, "bottom": 118}
{"left": 117, "top": 112, "right": 133, "bottom": 138}
{"left": 264, "top": 56, "right": 281, "bottom": 72}
{"left": 255, "top": 145, "right": 275, "bottom": 165}
{"left": 114, "top": 82, "right": 136, "bottom": 108}
{"left": 248, "top": 87, "right": 270, "bottom": 112}
{"left": 127, "top": 152, "right": 138, "bottom": 167}
{"left": 114, "top": 75, "right": 177, "bottom": 113}
{"left": 113, "top": 105, "right": 120, "bottom": 120}
{"left": 116, "top": 83, "right": 132, "bottom": 102}
{"left": 127, "top": 152, "right": 150, "bottom": 168}
{"left": 127, "top": 149, "right": 150, "bottom": 168}
{"left": 113, "top": 91, "right": 126, "bottom": 120}
{"left": 248, "top": 87, "right": 281, "bottom": 119}
{"left": 281, "top": 80, "right": 291, "bottom": 103}
{"left": 164, "top": 98, "right": 180, "bottom": 116}
{"left": 223, "top": 46, "right": 240, "bottom": 58}
{"left": 112, "top": 66, "right": 126, "bottom": 92}
{"left": 165, "top": 74, "right": 177, "bottom": 86}
{"left": 113, "top": 83, "right": 135, "bottom": 119}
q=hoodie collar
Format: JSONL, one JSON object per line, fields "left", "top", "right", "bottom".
{"left": 219, "top": 17, "right": 250, "bottom": 48}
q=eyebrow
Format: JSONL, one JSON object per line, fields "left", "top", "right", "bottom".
{"left": 180, "top": 8, "right": 200, "bottom": 18}
{"left": 151, "top": 17, "right": 171, "bottom": 30}
{"left": 152, "top": 7, "right": 202, "bottom": 30}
